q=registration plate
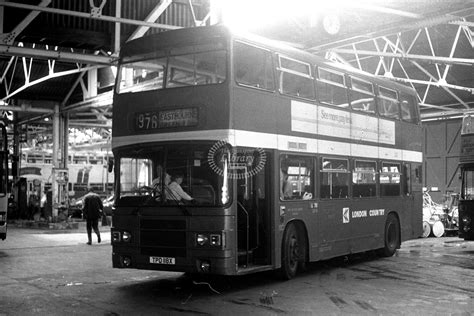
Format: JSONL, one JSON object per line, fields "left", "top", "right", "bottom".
{"left": 150, "top": 256, "right": 175, "bottom": 265}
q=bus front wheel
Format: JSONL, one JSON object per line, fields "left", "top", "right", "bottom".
{"left": 377, "top": 213, "right": 400, "bottom": 257}
{"left": 279, "top": 222, "right": 305, "bottom": 280}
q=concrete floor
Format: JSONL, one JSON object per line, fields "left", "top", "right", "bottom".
{"left": 0, "top": 226, "right": 473, "bottom": 315}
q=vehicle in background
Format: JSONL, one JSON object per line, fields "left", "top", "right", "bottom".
{"left": 0, "top": 121, "right": 9, "bottom": 240}
{"left": 459, "top": 113, "right": 474, "bottom": 240}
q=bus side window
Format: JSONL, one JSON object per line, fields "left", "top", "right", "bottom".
{"left": 280, "top": 155, "right": 314, "bottom": 200}
{"left": 378, "top": 86, "right": 400, "bottom": 120}
{"left": 278, "top": 56, "right": 315, "bottom": 100}
{"left": 316, "top": 68, "right": 348, "bottom": 108}
{"left": 403, "top": 163, "right": 411, "bottom": 196}
{"left": 350, "top": 77, "right": 375, "bottom": 114}
{"left": 380, "top": 162, "right": 401, "bottom": 196}
{"left": 400, "top": 93, "right": 419, "bottom": 124}
{"left": 321, "top": 158, "right": 349, "bottom": 199}
{"left": 412, "top": 163, "right": 423, "bottom": 192}
{"left": 352, "top": 160, "right": 377, "bottom": 197}
{"left": 234, "top": 41, "right": 275, "bottom": 91}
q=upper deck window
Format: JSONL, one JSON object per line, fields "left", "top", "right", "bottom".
{"left": 378, "top": 86, "right": 400, "bottom": 119}
{"left": 117, "top": 52, "right": 167, "bottom": 94}
{"left": 234, "top": 41, "right": 275, "bottom": 91}
{"left": 117, "top": 42, "right": 226, "bottom": 94}
{"left": 316, "top": 68, "right": 348, "bottom": 107}
{"left": 400, "top": 93, "right": 419, "bottom": 124}
{"left": 278, "top": 56, "right": 315, "bottom": 99}
{"left": 167, "top": 50, "right": 226, "bottom": 88}
{"left": 350, "top": 77, "right": 375, "bottom": 114}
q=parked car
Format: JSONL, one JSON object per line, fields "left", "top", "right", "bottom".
{"left": 68, "top": 196, "right": 85, "bottom": 218}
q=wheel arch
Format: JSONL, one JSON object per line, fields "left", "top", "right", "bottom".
{"left": 283, "top": 219, "right": 309, "bottom": 261}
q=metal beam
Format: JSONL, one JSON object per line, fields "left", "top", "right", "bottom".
{"left": 127, "top": 0, "right": 172, "bottom": 41}
{"left": 384, "top": 76, "right": 474, "bottom": 94}
{"left": 329, "top": 48, "right": 474, "bottom": 66}
{"left": 0, "top": 44, "right": 114, "bottom": 65}
{"left": 1, "top": 64, "right": 103, "bottom": 101}
{"left": 62, "top": 91, "right": 113, "bottom": 113}
{"left": 411, "top": 60, "right": 470, "bottom": 109}
{"left": 0, "top": 1, "right": 181, "bottom": 31}
{"left": 1, "top": 0, "right": 51, "bottom": 45}
{"left": 307, "top": 8, "right": 473, "bottom": 52}
{"left": 0, "top": 104, "right": 53, "bottom": 113}
{"left": 346, "top": 3, "right": 421, "bottom": 19}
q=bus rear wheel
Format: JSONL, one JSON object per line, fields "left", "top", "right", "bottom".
{"left": 279, "top": 222, "right": 305, "bottom": 280}
{"left": 377, "top": 213, "right": 400, "bottom": 257}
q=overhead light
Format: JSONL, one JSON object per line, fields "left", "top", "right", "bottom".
{"left": 214, "top": 0, "right": 362, "bottom": 32}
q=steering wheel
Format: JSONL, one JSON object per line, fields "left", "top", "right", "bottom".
{"left": 136, "top": 186, "right": 154, "bottom": 194}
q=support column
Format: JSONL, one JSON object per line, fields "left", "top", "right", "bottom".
{"left": 51, "top": 104, "right": 60, "bottom": 220}
{"left": 51, "top": 104, "right": 69, "bottom": 221}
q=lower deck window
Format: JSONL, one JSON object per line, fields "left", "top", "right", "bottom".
{"left": 280, "top": 155, "right": 313, "bottom": 200}
{"left": 321, "top": 158, "right": 349, "bottom": 199}
{"left": 353, "top": 160, "right": 376, "bottom": 197}
{"left": 380, "top": 162, "right": 401, "bottom": 196}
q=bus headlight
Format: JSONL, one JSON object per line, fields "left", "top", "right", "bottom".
{"left": 122, "top": 231, "right": 132, "bottom": 242}
{"left": 112, "top": 230, "right": 132, "bottom": 243}
{"left": 196, "top": 234, "right": 209, "bottom": 246}
{"left": 196, "top": 233, "right": 224, "bottom": 247}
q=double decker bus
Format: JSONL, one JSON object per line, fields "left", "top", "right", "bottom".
{"left": 111, "top": 25, "right": 423, "bottom": 279}
{"left": 458, "top": 113, "right": 474, "bottom": 240}
{"left": 0, "top": 121, "right": 9, "bottom": 240}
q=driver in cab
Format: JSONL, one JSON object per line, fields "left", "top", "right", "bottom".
{"left": 166, "top": 174, "right": 196, "bottom": 204}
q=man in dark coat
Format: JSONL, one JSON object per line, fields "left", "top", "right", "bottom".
{"left": 82, "top": 188, "right": 103, "bottom": 245}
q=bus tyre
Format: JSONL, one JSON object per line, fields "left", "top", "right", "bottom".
{"left": 279, "top": 222, "right": 305, "bottom": 280}
{"left": 377, "top": 213, "right": 400, "bottom": 257}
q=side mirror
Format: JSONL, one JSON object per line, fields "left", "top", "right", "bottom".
{"left": 108, "top": 158, "right": 114, "bottom": 173}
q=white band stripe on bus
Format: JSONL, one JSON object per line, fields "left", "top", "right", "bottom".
{"left": 112, "top": 129, "right": 423, "bottom": 163}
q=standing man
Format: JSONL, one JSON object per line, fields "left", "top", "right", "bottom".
{"left": 82, "top": 188, "right": 103, "bottom": 245}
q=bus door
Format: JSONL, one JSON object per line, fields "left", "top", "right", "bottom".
{"left": 236, "top": 151, "right": 271, "bottom": 268}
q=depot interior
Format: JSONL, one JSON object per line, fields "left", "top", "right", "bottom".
{"left": 0, "top": 0, "right": 473, "bottom": 221}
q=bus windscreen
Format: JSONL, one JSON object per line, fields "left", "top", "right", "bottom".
{"left": 117, "top": 43, "right": 227, "bottom": 94}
